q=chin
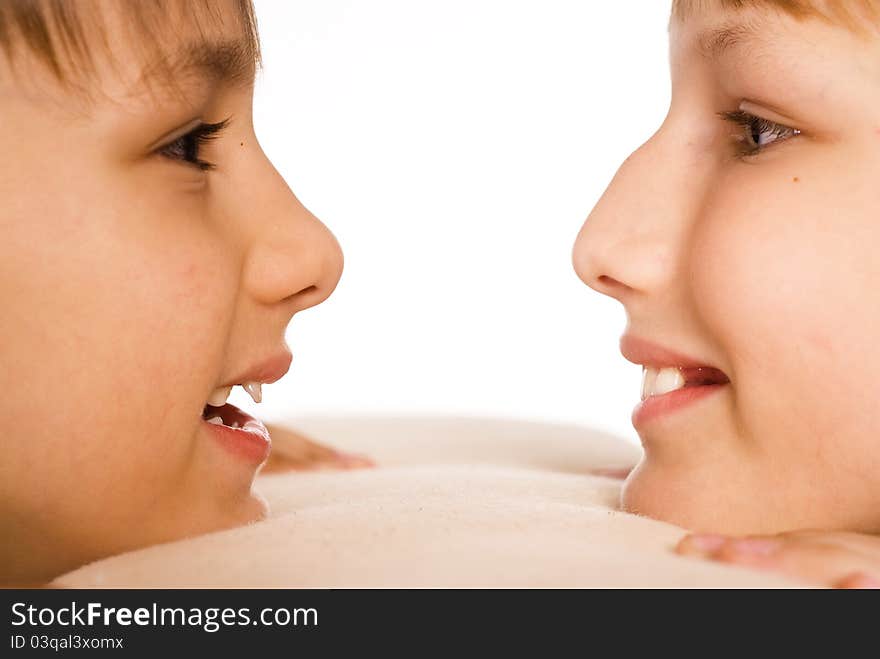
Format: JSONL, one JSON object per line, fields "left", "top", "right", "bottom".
{"left": 223, "top": 488, "right": 270, "bottom": 529}
{"left": 165, "top": 487, "right": 270, "bottom": 545}
{"left": 619, "top": 460, "right": 786, "bottom": 536}
{"left": 245, "top": 489, "right": 270, "bottom": 522}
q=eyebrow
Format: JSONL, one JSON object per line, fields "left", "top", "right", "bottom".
{"left": 136, "top": 38, "right": 258, "bottom": 92}
{"left": 695, "top": 21, "right": 764, "bottom": 58}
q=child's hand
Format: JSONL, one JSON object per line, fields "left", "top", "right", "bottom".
{"left": 261, "top": 423, "right": 375, "bottom": 473}
{"left": 675, "top": 531, "right": 880, "bottom": 588}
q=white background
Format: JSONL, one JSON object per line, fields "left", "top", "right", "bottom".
{"left": 243, "top": 0, "right": 673, "bottom": 442}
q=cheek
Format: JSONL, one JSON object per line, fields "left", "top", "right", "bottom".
{"left": 690, "top": 171, "right": 880, "bottom": 471}
{"left": 1, "top": 186, "right": 237, "bottom": 509}
{"left": 85, "top": 210, "right": 234, "bottom": 440}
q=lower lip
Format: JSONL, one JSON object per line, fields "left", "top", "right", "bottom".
{"left": 632, "top": 384, "right": 727, "bottom": 429}
{"left": 201, "top": 403, "right": 272, "bottom": 464}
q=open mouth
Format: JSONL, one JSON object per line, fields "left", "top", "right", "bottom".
{"left": 200, "top": 381, "right": 263, "bottom": 429}
{"left": 202, "top": 402, "right": 249, "bottom": 429}
{"left": 197, "top": 353, "right": 290, "bottom": 463}
{"left": 633, "top": 366, "right": 730, "bottom": 429}
{"left": 200, "top": 384, "right": 272, "bottom": 464}
{"left": 640, "top": 366, "right": 730, "bottom": 401}
{"left": 200, "top": 402, "right": 272, "bottom": 464}
{"left": 620, "top": 335, "right": 730, "bottom": 429}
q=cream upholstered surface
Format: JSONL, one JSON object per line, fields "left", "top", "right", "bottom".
{"left": 56, "top": 417, "right": 797, "bottom": 588}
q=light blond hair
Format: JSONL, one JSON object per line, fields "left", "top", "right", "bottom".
{"left": 0, "top": 0, "right": 260, "bottom": 87}
{"left": 671, "top": 0, "right": 879, "bottom": 32}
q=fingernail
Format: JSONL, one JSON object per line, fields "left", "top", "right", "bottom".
{"left": 684, "top": 534, "right": 727, "bottom": 553}
{"left": 728, "top": 538, "right": 781, "bottom": 556}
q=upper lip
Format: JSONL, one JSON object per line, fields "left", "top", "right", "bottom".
{"left": 620, "top": 334, "right": 721, "bottom": 370}
{"left": 223, "top": 350, "right": 293, "bottom": 387}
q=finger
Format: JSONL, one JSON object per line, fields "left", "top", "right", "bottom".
{"left": 834, "top": 572, "right": 880, "bottom": 589}
{"left": 335, "top": 453, "right": 376, "bottom": 469}
{"left": 779, "top": 530, "right": 880, "bottom": 559}
{"left": 283, "top": 443, "right": 374, "bottom": 471}
{"left": 305, "top": 444, "right": 375, "bottom": 470}
{"left": 675, "top": 534, "right": 728, "bottom": 557}
{"left": 709, "top": 536, "right": 880, "bottom": 587}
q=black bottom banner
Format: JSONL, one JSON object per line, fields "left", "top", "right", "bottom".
{"left": 0, "top": 588, "right": 870, "bottom": 653}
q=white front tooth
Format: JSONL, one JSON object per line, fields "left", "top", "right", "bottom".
{"left": 207, "top": 385, "right": 233, "bottom": 407}
{"left": 641, "top": 367, "right": 658, "bottom": 401}
{"left": 242, "top": 381, "right": 262, "bottom": 404}
{"left": 206, "top": 416, "right": 224, "bottom": 425}
{"left": 652, "top": 367, "right": 686, "bottom": 396}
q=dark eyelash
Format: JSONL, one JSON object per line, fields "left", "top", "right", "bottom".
{"left": 159, "top": 118, "right": 230, "bottom": 171}
{"left": 718, "top": 110, "right": 797, "bottom": 157}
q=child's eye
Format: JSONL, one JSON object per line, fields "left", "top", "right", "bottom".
{"left": 157, "top": 118, "right": 230, "bottom": 171}
{"left": 719, "top": 110, "right": 801, "bottom": 158}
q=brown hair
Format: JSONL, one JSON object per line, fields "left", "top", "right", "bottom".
{"left": 671, "top": 0, "right": 879, "bottom": 30}
{"left": 0, "top": 0, "right": 260, "bottom": 87}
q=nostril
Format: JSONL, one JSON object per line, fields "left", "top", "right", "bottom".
{"left": 284, "top": 284, "right": 319, "bottom": 306}
{"left": 598, "top": 274, "right": 625, "bottom": 290}
{"left": 596, "top": 274, "right": 632, "bottom": 297}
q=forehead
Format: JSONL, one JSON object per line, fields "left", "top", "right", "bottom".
{"left": 669, "top": 0, "right": 880, "bottom": 63}
{"left": 0, "top": 0, "right": 258, "bottom": 107}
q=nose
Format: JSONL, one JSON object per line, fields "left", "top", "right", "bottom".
{"left": 572, "top": 129, "right": 687, "bottom": 305}
{"left": 240, "top": 150, "right": 344, "bottom": 312}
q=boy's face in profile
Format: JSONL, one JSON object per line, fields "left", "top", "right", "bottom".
{"left": 575, "top": 1, "right": 880, "bottom": 535}
{"left": 0, "top": 0, "right": 343, "bottom": 582}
